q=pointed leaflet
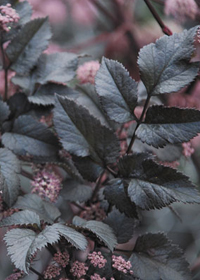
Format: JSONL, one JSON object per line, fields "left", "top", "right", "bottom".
{"left": 136, "top": 106, "right": 200, "bottom": 148}
{"left": 126, "top": 159, "right": 200, "bottom": 210}
{"left": 60, "top": 179, "right": 92, "bottom": 202}
{"left": 95, "top": 57, "right": 138, "bottom": 123}
{"left": 73, "top": 216, "right": 117, "bottom": 251}
{"left": 13, "top": 194, "right": 61, "bottom": 223}
{"left": 104, "top": 179, "right": 138, "bottom": 219}
{"left": 0, "top": 100, "right": 10, "bottom": 126}
{"left": 0, "top": 210, "right": 40, "bottom": 227}
{"left": 138, "top": 26, "right": 199, "bottom": 95}
{"left": 36, "top": 52, "right": 78, "bottom": 84}
{"left": 0, "top": 148, "right": 20, "bottom": 206}
{"left": 4, "top": 223, "right": 87, "bottom": 273}
{"left": 129, "top": 233, "right": 191, "bottom": 280}
{"left": 2, "top": 115, "right": 59, "bottom": 157}
{"left": 6, "top": 17, "right": 51, "bottom": 74}
{"left": 104, "top": 210, "right": 138, "bottom": 244}
{"left": 54, "top": 95, "right": 120, "bottom": 165}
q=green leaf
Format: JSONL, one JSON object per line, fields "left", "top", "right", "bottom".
{"left": 2, "top": 115, "right": 59, "bottom": 157}
{"left": 12, "top": 70, "right": 37, "bottom": 95}
{"left": 95, "top": 57, "right": 138, "bottom": 123}
{"left": 60, "top": 179, "right": 92, "bottom": 202}
{"left": 129, "top": 233, "right": 192, "bottom": 280}
{"left": 104, "top": 210, "right": 138, "bottom": 244}
{"left": 73, "top": 216, "right": 117, "bottom": 251}
{"left": 136, "top": 106, "right": 200, "bottom": 148}
{"left": 28, "top": 83, "right": 68, "bottom": 105}
{"left": 0, "top": 209, "right": 40, "bottom": 227}
{"left": 103, "top": 179, "right": 138, "bottom": 219}
{"left": 6, "top": 17, "right": 52, "bottom": 74}
{"left": 126, "top": 160, "right": 200, "bottom": 210}
{"left": 36, "top": 52, "right": 78, "bottom": 84}
{"left": 138, "top": 26, "right": 199, "bottom": 95}
{"left": 0, "top": 148, "right": 20, "bottom": 206}
{"left": 54, "top": 95, "right": 120, "bottom": 165}
{"left": 13, "top": 194, "right": 61, "bottom": 223}
{"left": 0, "top": 100, "right": 10, "bottom": 126}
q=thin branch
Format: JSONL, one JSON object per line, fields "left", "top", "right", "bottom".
{"left": 21, "top": 169, "right": 33, "bottom": 180}
{"left": 71, "top": 202, "right": 86, "bottom": 211}
{"left": 90, "top": 171, "right": 105, "bottom": 202}
{"left": 144, "top": 0, "right": 172, "bottom": 36}
{"left": 126, "top": 93, "right": 151, "bottom": 154}
{"left": 30, "top": 267, "right": 45, "bottom": 279}
{"left": 0, "top": 41, "right": 8, "bottom": 101}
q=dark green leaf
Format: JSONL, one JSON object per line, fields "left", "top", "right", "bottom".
{"left": 126, "top": 160, "right": 200, "bottom": 210}
{"left": 6, "top": 17, "right": 52, "bottom": 74}
{"left": 129, "top": 233, "right": 192, "bottom": 280}
{"left": 136, "top": 106, "right": 200, "bottom": 148}
{"left": 2, "top": 115, "right": 59, "bottom": 157}
{"left": 54, "top": 95, "right": 120, "bottom": 165}
{"left": 73, "top": 216, "right": 117, "bottom": 251}
{"left": 12, "top": 71, "right": 37, "bottom": 95}
{"left": 0, "top": 100, "right": 10, "bottom": 126}
{"left": 73, "top": 156, "right": 104, "bottom": 182}
{"left": 95, "top": 57, "right": 138, "bottom": 123}
{"left": 28, "top": 83, "right": 68, "bottom": 105}
{"left": 60, "top": 179, "right": 92, "bottom": 202}
{"left": 138, "top": 26, "right": 199, "bottom": 95}
{"left": 104, "top": 209, "right": 138, "bottom": 244}
{"left": 0, "top": 209, "right": 40, "bottom": 227}
{"left": 104, "top": 179, "right": 138, "bottom": 219}
{"left": 58, "top": 156, "right": 84, "bottom": 182}
{"left": 13, "top": 194, "right": 61, "bottom": 223}
{"left": 36, "top": 52, "right": 78, "bottom": 84}
{"left": 0, "top": 148, "right": 20, "bottom": 206}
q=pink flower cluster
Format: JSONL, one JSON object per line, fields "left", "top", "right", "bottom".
{"left": 90, "top": 274, "right": 106, "bottom": 280}
{"left": 0, "top": 4, "right": 19, "bottom": 32}
{"left": 182, "top": 142, "right": 194, "bottom": 157}
{"left": 31, "top": 165, "right": 62, "bottom": 202}
{"left": 165, "top": 0, "right": 198, "bottom": 22}
{"left": 53, "top": 251, "right": 69, "bottom": 267}
{"left": 77, "top": 61, "right": 100, "bottom": 84}
{"left": 44, "top": 264, "right": 61, "bottom": 279}
{"left": 88, "top": 251, "right": 107, "bottom": 268}
{"left": 112, "top": 255, "right": 133, "bottom": 274}
{"left": 70, "top": 260, "right": 88, "bottom": 278}
{"left": 5, "top": 271, "right": 24, "bottom": 280}
{"left": 79, "top": 202, "right": 106, "bottom": 221}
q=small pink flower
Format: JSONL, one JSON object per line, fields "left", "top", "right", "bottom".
{"left": 0, "top": 4, "right": 19, "bottom": 32}
{"left": 70, "top": 260, "right": 88, "bottom": 278}
{"left": 182, "top": 142, "right": 194, "bottom": 157}
{"left": 77, "top": 61, "right": 100, "bottom": 84}
{"left": 53, "top": 251, "right": 69, "bottom": 267}
{"left": 88, "top": 251, "right": 107, "bottom": 268}
{"left": 5, "top": 271, "right": 24, "bottom": 280}
{"left": 79, "top": 202, "right": 106, "bottom": 221}
{"left": 112, "top": 255, "right": 133, "bottom": 275}
{"left": 165, "top": 0, "right": 198, "bottom": 22}
{"left": 90, "top": 273, "right": 106, "bottom": 280}
{"left": 44, "top": 264, "right": 61, "bottom": 279}
{"left": 31, "top": 165, "right": 62, "bottom": 202}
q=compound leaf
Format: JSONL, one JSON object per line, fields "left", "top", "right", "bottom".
{"left": 0, "top": 148, "right": 20, "bottom": 206}
{"left": 0, "top": 209, "right": 40, "bottom": 227}
{"left": 104, "top": 179, "right": 138, "bottom": 219}
{"left": 13, "top": 194, "right": 61, "bottom": 223}
{"left": 95, "top": 57, "right": 138, "bottom": 123}
{"left": 129, "top": 233, "right": 192, "bottom": 280}
{"left": 138, "top": 26, "right": 199, "bottom": 95}
{"left": 60, "top": 179, "right": 92, "bottom": 202}
{"left": 126, "top": 160, "right": 200, "bottom": 210}
{"left": 54, "top": 95, "right": 120, "bottom": 165}
{"left": 36, "top": 52, "right": 78, "bottom": 84}
{"left": 6, "top": 17, "right": 51, "bottom": 74}
{"left": 136, "top": 106, "right": 200, "bottom": 148}
{"left": 2, "top": 115, "right": 59, "bottom": 157}
{"left": 73, "top": 216, "right": 117, "bottom": 251}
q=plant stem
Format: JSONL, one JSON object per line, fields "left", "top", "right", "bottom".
{"left": 0, "top": 41, "right": 8, "bottom": 101}
{"left": 21, "top": 169, "right": 33, "bottom": 180}
{"left": 90, "top": 171, "right": 105, "bottom": 202}
{"left": 30, "top": 267, "right": 45, "bottom": 279}
{"left": 144, "top": 0, "right": 172, "bottom": 36}
{"left": 71, "top": 202, "right": 86, "bottom": 211}
{"left": 126, "top": 93, "right": 151, "bottom": 154}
